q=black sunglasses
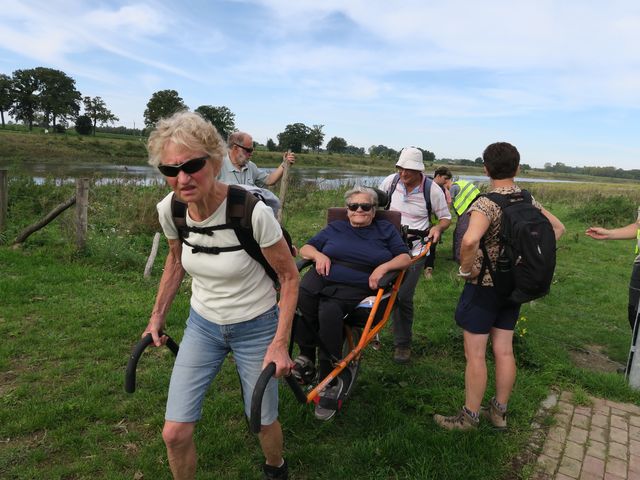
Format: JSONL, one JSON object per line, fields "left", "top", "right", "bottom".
{"left": 347, "top": 203, "right": 373, "bottom": 212}
{"left": 234, "top": 143, "right": 254, "bottom": 154}
{"left": 157, "top": 156, "right": 208, "bottom": 177}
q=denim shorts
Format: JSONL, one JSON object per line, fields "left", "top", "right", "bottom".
{"left": 165, "top": 305, "right": 279, "bottom": 425}
{"left": 455, "top": 283, "right": 521, "bottom": 334}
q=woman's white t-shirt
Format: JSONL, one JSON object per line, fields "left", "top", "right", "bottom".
{"left": 157, "top": 191, "right": 282, "bottom": 325}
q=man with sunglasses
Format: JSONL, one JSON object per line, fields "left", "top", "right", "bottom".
{"left": 379, "top": 147, "right": 451, "bottom": 364}
{"left": 218, "top": 131, "right": 295, "bottom": 188}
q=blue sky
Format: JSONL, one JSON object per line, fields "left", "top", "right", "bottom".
{"left": 1, "top": 0, "right": 639, "bottom": 169}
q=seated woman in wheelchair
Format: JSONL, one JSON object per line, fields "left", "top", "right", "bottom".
{"left": 293, "top": 186, "right": 411, "bottom": 420}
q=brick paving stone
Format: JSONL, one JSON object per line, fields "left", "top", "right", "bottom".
{"left": 581, "top": 455, "right": 605, "bottom": 477}
{"left": 607, "top": 399, "right": 640, "bottom": 415}
{"left": 549, "top": 425, "right": 569, "bottom": 444}
{"left": 585, "top": 440, "right": 607, "bottom": 460}
{"left": 630, "top": 415, "right": 640, "bottom": 427}
{"left": 605, "top": 457, "right": 628, "bottom": 478}
{"left": 610, "top": 408, "right": 627, "bottom": 418}
{"left": 578, "top": 473, "right": 602, "bottom": 480}
{"left": 629, "top": 453, "right": 640, "bottom": 474}
{"left": 589, "top": 426, "right": 607, "bottom": 444}
{"left": 630, "top": 439, "right": 640, "bottom": 455}
{"left": 609, "top": 427, "right": 628, "bottom": 445}
{"left": 591, "top": 413, "right": 608, "bottom": 429}
{"left": 558, "top": 455, "right": 582, "bottom": 478}
{"left": 537, "top": 454, "right": 558, "bottom": 476}
{"left": 560, "top": 391, "right": 573, "bottom": 402}
{"left": 565, "top": 440, "right": 585, "bottom": 461}
{"left": 573, "top": 413, "right": 590, "bottom": 429}
{"left": 602, "top": 474, "right": 626, "bottom": 480}
{"left": 608, "top": 441, "right": 627, "bottom": 460}
{"left": 609, "top": 415, "right": 627, "bottom": 431}
{"left": 556, "top": 474, "right": 575, "bottom": 480}
{"left": 542, "top": 438, "right": 564, "bottom": 459}
{"left": 630, "top": 424, "right": 640, "bottom": 442}
{"left": 575, "top": 406, "right": 592, "bottom": 416}
{"left": 558, "top": 400, "right": 575, "bottom": 415}
{"left": 556, "top": 413, "right": 572, "bottom": 427}
{"left": 568, "top": 426, "right": 589, "bottom": 445}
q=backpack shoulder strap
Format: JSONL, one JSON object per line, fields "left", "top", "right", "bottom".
{"left": 385, "top": 174, "right": 401, "bottom": 210}
{"left": 171, "top": 193, "right": 187, "bottom": 240}
{"left": 226, "top": 185, "right": 278, "bottom": 284}
{"left": 422, "top": 175, "right": 433, "bottom": 219}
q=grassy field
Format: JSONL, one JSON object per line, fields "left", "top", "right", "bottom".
{"left": 1, "top": 175, "right": 640, "bottom": 479}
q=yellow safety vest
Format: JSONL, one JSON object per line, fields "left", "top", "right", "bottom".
{"left": 452, "top": 180, "right": 481, "bottom": 216}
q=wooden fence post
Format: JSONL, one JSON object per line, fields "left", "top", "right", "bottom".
{"left": 0, "top": 169, "right": 7, "bottom": 232}
{"left": 75, "top": 178, "right": 89, "bottom": 249}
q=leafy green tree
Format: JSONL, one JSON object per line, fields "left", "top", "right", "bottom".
{"left": 194, "top": 105, "right": 235, "bottom": 139}
{"left": 0, "top": 74, "right": 12, "bottom": 127}
{"left": 144, "top": 89, "right": 187, "bottom": 127}
{"left": 83, "top": 96, "right": 119, "bottom": 135}
{"left": 75, "top": 115, "right": 93, "bottom": 135}
{"left": 326, "top": 136, "right": 347, "bottom": 153}
{"left": 475, "top": 157, "right": 483, "bottom": 164}
{"left": 9, "top": 69, "right": 40, "bottom": 130}
{"left": 307, "top": 124, "right": 325, "bottom": 152}
{"left": 277, "top": 123, "right": 311, "bottom": 153}
{"left": 35, "top": 67, "right": 81, "bottom": 128}
{"left": 266, "top": 138, "right": 277, "bottom": 151}
{"left": 418, "top": 148, "right": 436, "bottom": 163}
{"left": 345, "top": 145, "right": 365, "bottom": 155}
{"left": 368, "top": 144, "right": 398, "bottom": 158}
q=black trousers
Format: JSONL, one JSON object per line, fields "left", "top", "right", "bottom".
{"left": 295, "top": 269, "right": 373, "bottom": 379}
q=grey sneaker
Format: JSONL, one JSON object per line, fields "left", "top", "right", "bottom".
{"left": 314, "top": 377, "right": 344, "bottom": 421}
{"left": 434, "top": 408, "right": 479, "bottom": 431}
{"left": 393, "top": 346, "right": 411, "bottom": 364}
{"left": 480, "top": 397, "right": 507, "bottom": 429}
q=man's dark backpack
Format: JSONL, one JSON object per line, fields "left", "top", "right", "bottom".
{"left": 480, "top": 190, "right": 556, "bottom": 304}
{"left": 171, "top": 185, "right": 294, "bottom": 285}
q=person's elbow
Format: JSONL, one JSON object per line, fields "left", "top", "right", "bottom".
{"left": 554, "top": 221, "right": 566, "bottom": 240}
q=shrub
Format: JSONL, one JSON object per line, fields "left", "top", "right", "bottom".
{"left": 572, "top": 194, "right": 637, "bottom": 227}
{"left": 75, "top": 115, "right": 93, "bottom": 135}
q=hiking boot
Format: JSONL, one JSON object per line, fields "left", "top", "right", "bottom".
{"left": 314, "top": 377, "right": 344, "bottom": 421}
{"left": 262, "top": 459, "right": 288, "bottom": 480}
{"left": 480, "top": 397, "right": 507, "bottom": 429}
{"left": 393, "top": 346, "right": 411, "bottom": 364}
{"left": 434, "top": 408, "right": 479, "bottom": 431}
{"left": 291, "top": 355, "right": 316, "bottom": 385}
{"left": 423, "top": 267, "right": 433, "bottom": 280}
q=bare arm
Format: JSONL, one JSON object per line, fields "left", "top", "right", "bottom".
{"left": 143, "top": 239, "right": 185, "bottom": 346}
{"left": 541, "top": 207, "right": 565, "bottom": 240}
{"left": 264, "top": 152, "right": 296, "bottom": 186}
{"left": 368, "top": 253, "right": 412, "bottom": 290}
{"left": 586, "top": 222, "right": 639, "bottom": 241}
{"left": 299, "top": 243, "right": 332, "bottom": 276}
{"left": 428, "top": 217, "right": 451, "bottom": 243}
{"left": 260, "top": 237, "right": 299, "bottom": 377}
{"left": 459, "top": 211, "right": 490, "bottom": 278}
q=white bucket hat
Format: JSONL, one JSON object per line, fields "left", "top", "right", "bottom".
{"left": 395, "top": 147, "right": 425, "bottom": 172}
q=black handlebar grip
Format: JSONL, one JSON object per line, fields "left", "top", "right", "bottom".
{"left": 249, "top": 362, "right": 277, "bottom": 434}
{"left": 125, "top": 333, "right": 178, "bottom": 393}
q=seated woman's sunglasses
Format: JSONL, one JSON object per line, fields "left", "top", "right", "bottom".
{"left": 347, "top": 203, "right": 373, "bottom": 212}
{"left": 157, "top": 156, "right": 208, "bottom": 177}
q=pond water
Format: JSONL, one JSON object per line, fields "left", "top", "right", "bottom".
{"left": 8, "top": 161, "right": 576, "bottom": 188}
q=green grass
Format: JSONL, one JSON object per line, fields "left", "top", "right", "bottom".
{"left": 1, "top": 180, "right": 640, "bottom": 479}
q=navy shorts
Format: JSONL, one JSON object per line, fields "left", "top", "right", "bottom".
{"left": 455, "top": 283, "right": 521, "bottom": 334}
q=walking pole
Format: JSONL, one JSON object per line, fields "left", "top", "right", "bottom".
{"left": 276, "top": 151, "right": 291, "bottom": 223}
{"left": 626, "top": 295, "right": 640, "bottom": 389}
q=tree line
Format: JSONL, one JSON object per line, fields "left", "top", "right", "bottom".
{"left": 2, "top": 67, "right": 638, "bottom": 179}
{"left": 0, "top": 68, "right": 118, "bottom": 135}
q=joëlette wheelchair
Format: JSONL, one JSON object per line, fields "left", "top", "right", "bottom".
{"left": 249, "top": 207, "right": 431, "bottom": 432}
{"left": 124, "top": 207, "right": 431, "bottom": 434}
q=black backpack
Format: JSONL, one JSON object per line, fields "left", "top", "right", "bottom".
{"left": 171, "top": 185, "right": 293, "bottom": 285}
{"left": 480, "top": 190, "right": 556, "bottom": 304}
